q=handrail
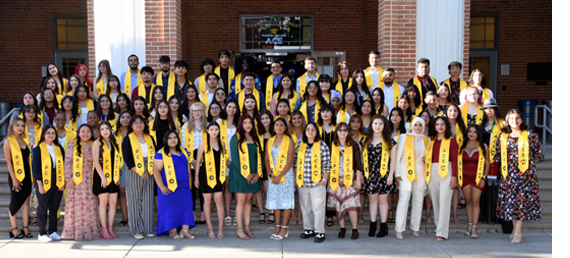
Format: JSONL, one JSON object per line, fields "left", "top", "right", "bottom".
{"left": 534, "top": 104, "right": 552, "bottom": 147}
{"left": 0, "top": 107, "right": 19, "bottom": 126}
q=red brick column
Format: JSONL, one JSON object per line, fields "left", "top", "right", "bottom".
{"left": 145, "top": 0, "right": 182, "bottom": 70}
{"left": 87, "top": 0, "right": 95, "bottom": 81}
{"left": 463, "top": 0, "right": 471, "bottom": 79}
{"left": 378, "top": 0, "right": 417, "bottom": 83}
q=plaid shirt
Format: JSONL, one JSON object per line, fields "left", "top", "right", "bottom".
{"left": 294, "top": 140, "right": 331, "bottom": 188}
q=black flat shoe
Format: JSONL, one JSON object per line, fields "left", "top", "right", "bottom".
{"left": 300, "top": 230, "right": 315, "bottom": 239}
{"left": 314, "top": 233, "right": 326, "bottom": 243}
{"left": 338, "top": 228, "right": 346, "bottom": 239}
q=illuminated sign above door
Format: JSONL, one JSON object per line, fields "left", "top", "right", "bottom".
{"left": 240, "top": 15, "right": 313, "bottom": 53}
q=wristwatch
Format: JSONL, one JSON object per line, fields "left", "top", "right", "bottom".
{"left": 482, "top": 175, "right": 488, "bottom": 180}
{"left": 321, "top": 179, "right": 328, "bottom": 183}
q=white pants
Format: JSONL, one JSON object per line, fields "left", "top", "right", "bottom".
{"left": 298, "top": 185, "right": 326, "bottom": 234}
{"left": 395, "top": 180, "right": 426, "bottom": 232}
{"left": 428, "top": 163, "right": 453, "bottom": 239}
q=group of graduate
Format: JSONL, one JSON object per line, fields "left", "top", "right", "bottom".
{"left": 4, "top": 50, "right": 543, "bottom": 245}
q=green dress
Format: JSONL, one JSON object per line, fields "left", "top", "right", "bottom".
{"left": 228, "top": 135, "right": 262, "bottom": 193}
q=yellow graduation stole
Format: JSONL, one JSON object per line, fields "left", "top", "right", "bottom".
{"left": 73, "top": 140, "right": 92, "bottom": 185}
{"left": 239, "top": 137, "right": 262, "bottom": 179}
{"left": 300, "top": 100, "right": 321, "bottom": 123}
{"left": 335, "top": 77, "right": 352, "bottom": 95}
{"left": 330, "top": 143, "right": 353, "bottom": 190}
{"left": 233, "top": 73, "right": 243, "bottom": 95}
{"left": 198, "top": 74, "right": 207, "bottom": 94}
{"left": 379, "top": 81, "right": 402, "bottom": 108}
{"left": 124, "top": 69, "right": 142, "bottom": 96}
{"left": 319, "top": 124, "right": 335, "bottom": 140}
{"left": 138, "top": 83, "right": 156, "bottom": 107}
{"left": 20, "top": 112, "right": 44, "bottom": 126}
{"left": 200, "top": 92, "right": 209, "bottom": 108}
{"left": 296, "top": 141, "right": 321, "bottom": 187}
{"left": 425, "top": 137, "right": 451, "bottom": 183}
{"left": 157, "top": 71, "right": 176, "bottom": 100}
{"left": 404, "top": 136, "right": 416, "bottom": 182}
{"left": 185, "top": 128, "right": 207, "bottom": 162}
{"left": 23, "top": 122, "right": 42, "bottom": 148}
{"left": 500, "top": 131, "right": 529, "bottom": 178}
{"left": 279, "top": 92, "right": 298, "bottom": 112}
{"left": 299, "top": 72, "right": 321, "bottom": 96}
{"left": 267, "top": 135, "right": 290, "bottom": 184}
{"left": 39, "top": 142, "right": 64, "bottom": 192}
{"left": 481, "top": 88, "right": 490, "bottom": 103}
{"left": 96, "top": 78, "right": 108, "bottom": 95}
{"left": 238, "top": 89, "right": 261, "bottom": 111}
{"left": 214, "top": 65, "right": 235, "bottom": 85}
{"left": 412, "top": 76, "right": 438, "bottom": 101}
{"left": 265, "top": 75, "right": 280, "bottom": 111}
{"left": 455, "top": 123, "right": 464, "bottom": 146}
{"left": 61, "top": 128, "right": 76, "bottom": 151}
{"left": 205, "top": 142, "right": 227, "bottom": 189}
{"left": 444, "top": 78, "right": 467, "bottom": 92}
{"left": 365, "top": 66, "right": 384, "bottom": 91}
{"left": 363, "top": 143, "right": 369, "bottom": 179}
{"left": 80, "top": 98, "right": 95, "bottom": 113}
{"left": 8, "top": 136, "right": 27, "bottom": 182}
{"left": 457, "top": 145, "right": 485, "bottom": 187}
{"left": 337, "top": 109, "right": 348, "bottom": 124}
{"left": 489, "top": 118, "right": 504, "bottom": 164}
{"left": 162, "top": 151, "right": 178, "bottom": 192}
{"left": 379, "top": 138, "right": 390, "bottom": 177}
{"left": 461, "top": 104, "right": 484, "bottom": 126}
{"left": 102, "top": 141, "right": 122, "bottom": 185}
{"left": 129, "top": 133, "right": 155, "bottom": 176}
{"left": 425, "top": 139, "right": 433, "bottom": 183}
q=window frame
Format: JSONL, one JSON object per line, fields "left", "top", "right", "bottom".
{"left": 52, "top": 14, "right": 88, "bottom": 52}
{"left": 239, "top": 14, "right": 314, "bottom": 53}
{"left": 469, "top": 13, "right": 500, "bottom": 51}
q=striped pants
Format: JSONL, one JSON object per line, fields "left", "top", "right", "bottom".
{"left": 125, "top": 158, "right": 155, "bottom": 236}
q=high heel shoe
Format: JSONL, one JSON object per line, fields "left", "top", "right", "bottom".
{"left": 207, "top": 226, "right": 215, "bottom": 239}
{"left": 274, "top": 226, "right": 288, "bottom": 240}
{"left": 108, "top": 226, "right": 118, "bottom": 238}
{"left": 169, "top": 229, "right": 183, "bottom": 240}
{"left": 244, "top": 226, "right": 255, "bottom": 238}
{"left": 101, "top": 227, "right": 113, "bottom": 240}
{"left": 471, "top": 226, "right": 479, "bottom": 239}
{"left": 377, "top": 223, "right": 388, "bottom": 237}
{"left": 9, "top": 227, "right": 24, "bottom": 239}
{"left": 180, "top": 229, "right": 195, "bottom": 239}
{"left": 464, "top": 223, "right": 473, "bottom": 236}
{"left": 235, "top": 228, "right": 250, "bottom": 240}
{"left": 22, "top": 225, "right": 33, "bottom": 238}
{"left": 270, "top": 225, "right": 281, "bottom": 239}
{"left": 511, "top": 233, "right": 522, "bottom": 244}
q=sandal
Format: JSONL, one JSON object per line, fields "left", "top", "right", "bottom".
{"left": 270, "top": 225, "right": 281, "bottom": 240}
{"left": 426, "top": 211, "right": 433, "bottom": 223}
{"left": 267, "top": 212, "right": 274, "bottom": 224}
{"left": 118, "top": 220, "right": 128, "bottom": 226}
{"left": 251, "top": 204, "right": 258, "bottom": 212}
{"left": 511, "top": 233, "right": 522, "bottom": 244}
{"left": 233, "top": 217, "right": 237, "bottom": 226}
{"left": 224, "top": 216, "right": 232, "bottom": 226}
{"left": 358, "top": 217, "right": 365, "bottom": 224}
{"left": 108, "top": 226, "right": 119, "bottom": 238}
{"left": 9, "top": 227, "right": 24, "bottom": 239}
{"left": 327, "top": 217, "right": 334, "bottom": 227}
{"left": 236, "top": 228, "right": 250, "bottom": 240}
{"left": 244, "top": 226, "right": 255, "bottom": 238}
{"left": 22, "top": 225, "right": 33, "bottom": 238}
{"left": 181, "top": 229, "right": 196, "bottom": 239}
{"left": 169, "top": 229, "right": 182, "bottom": 240}
{"left": 33, "top": 217, "right": 38, "bottom": 226}
{"left": 218, "top": 231, "right": 224, "bottom": 239}
{"left": 100, "top": 227, "right": 113, "bottom": 240}
{"left": 207, "top": 226, "right": 215, "bottom": 238}
{"left": 273, "top": 226, "right": 288, "bottom": 240}
{"left": 387, "top": 210, "right": 395, "bottom": 223}
{"left": 259, "top": 212, "right": 266, "bottom": 224}
{"left": 298, "top": 218, "right": 303, "bottom": 225}
{"left": 471, "top": 226, "right": 479, "bottom": 239}
{"left": 289, "top": 217, "right": 296, "bottom": 225}
{"left": 464, "top": 223, "right": 473, "bottom": 236}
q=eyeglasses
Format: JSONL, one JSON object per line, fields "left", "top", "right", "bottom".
{"left": 210, "top": 107, "right": 220, "bottom": 111}
{"left": 216, "top": 92, "right": 226, "bottom": 96}
{"left": 306, "top": 127, "right": 317, "bottom": 132}
{"left": 63, "top": 101, "right": 73, "bottom": 105}
{"left": 133, "top": 121, "right": 145, "bottom": 125}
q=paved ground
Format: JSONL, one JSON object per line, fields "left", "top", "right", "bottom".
{"left": 0, "top": 230, "right": 552, "bottom": 257}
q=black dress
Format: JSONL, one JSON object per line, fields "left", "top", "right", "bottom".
{"left": 93, "top": 143, "right": 120, "bottom": 195}
{"left": 260, "top": 137, "right": 269, "bottom": 181}
{"left": 198, "top": 148, "right": 224, "bottom": 193}
{"left": 8, "top": 146, "right": 32, "bottom": 215}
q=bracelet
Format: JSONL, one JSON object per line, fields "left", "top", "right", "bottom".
{"left": 321, "top": 179, "right": 328, "bottom": 183}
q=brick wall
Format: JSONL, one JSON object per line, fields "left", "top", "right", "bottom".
{"left": 145, "top": 0, "right": 182, "bottom": 71}
{"left": 471, "top": 0, "right": 552, "bottom": 111}
{"left": 0, "top": 0, "right": 87, "bottom": 102}
{"left": 180, "top": 0, "right": 379, "bottom": 79}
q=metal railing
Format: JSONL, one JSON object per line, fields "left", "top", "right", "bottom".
{"left": 534, "top": 104, "right": 552, "bottom": 147}
{"left": 0, "top": 108, "right": 20, "bottom": 143}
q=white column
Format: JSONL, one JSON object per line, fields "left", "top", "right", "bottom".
{"left": 416, "top": 0, "right": 465, "bottom": 81}
{"left": 94, "top": 0, "right": 146, "bottom": 77}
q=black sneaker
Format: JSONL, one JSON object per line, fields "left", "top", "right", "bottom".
{"left": 314, "top": 233, "right": 326, "bottom": 243}
{"left": 300, "top": 230, "right": 315, "bottom": 239}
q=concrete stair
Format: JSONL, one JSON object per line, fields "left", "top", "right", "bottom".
{"left": 0, "top": 147, "right": 552, "bottom": 236}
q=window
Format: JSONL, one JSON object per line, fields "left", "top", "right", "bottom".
{"left": 240, "top": 15, "right": 313, "bottom": 52}
{"left": 55, "top": 16, "right": 88, "bottom": 50}
{"left": 470, "top": 16, "right": 497, "bottom": 49}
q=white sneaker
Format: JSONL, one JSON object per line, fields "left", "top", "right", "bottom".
{"left": 48, "top": 232, "right": 62, "bottom": 240}
{"left": 133, "top": 233, "right": 144, "bottom": 240}
{"left": 38, "top": 234, "right": 53, "bottom": 242}
{"left": 145, "top": 233, "right": 155, "bottom": 238}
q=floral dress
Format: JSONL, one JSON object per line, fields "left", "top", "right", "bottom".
{"left": 62, "top": 140, "right": 101, "bottom": 240}
{"left": 265, "top": 145, "right": 295, "bottom": 210}
{"left": 362, "top": 141, "right": 397, "bottom": 195}
{"left": 494, "top": 131, "right": 544, "bottom": 221}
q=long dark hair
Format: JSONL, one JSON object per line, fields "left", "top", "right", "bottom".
{"left": 403, "top": 85, "right": 422, "bottom": 108}
{"left": 236, "top": 114, "right": 262, "bottom": 154}
{"left": 39, "top": 88, "right": 60, "bottom": 111}
{"left": 430, "top": 115, "right": 452, "bottom": 139}
{"left": 22, "top": 105, "right": 41, "bottom": 125}
{"left": 301, "top": 80, "right": 326, "bottom": 104}
{"left": 360, "top": 99, "right": 377, "bottom": 117}
{"left": 371, "top": 88, "right": 386, "bottom": 115}
{"left": 114, "top": 93, "right": 132, "bottom": 113}
{"left": 388, "top": 107, "right": 406, "bottom": 134}
{"left": 40, "top": 76, "right": 60, "bottom": 96}
{"left": 46, "top": 62, "right": 65, "bottom": 93}
{"left": 502, "top": 109, "right": 528, "bottom": 133}
{"left": 96, "top": 94, "right": 116, "bottom": 121}
{"left": 302, "top": 122, "right": 322, "bottom": 144}
{"left": 332, "top": 122, "right": 353, "bottom": 147}
{"left": 276, "top": 74, "right": 297, "bottom": 101}
{"left": 168, "top": 95, "right": 183, "bottom": 123}
{"left": 131, "top": 96, "right": 151, "bottom": 121}
{"left": 241, "top": 94, "right": 260, "bottom": 120}
{"left": 350, "top": 69, "right": 371, "bottom": 98}
{"left": 97, "top": 121, "right": 119, "bottom": 162}
{"left": 276, "top": 99, "right": 292, "bottom": 116}
{"left": 75, "top": 124, "right": 95, "bottom": 157}
{"left": 152, "top": 99, "right": 175, "bottom": 131}
{"left": 258, "top": 110, "right": 274, "bottom": 135}
{"left": 180, "top": 84, "right": 200, "bottom": 118}
{"left": 207, "top": 100, "right": 224, "bottom": 122}
{"left": 61, "top": 95, "right": 79, "bottom": 123}
{"left": 438, "top": 82, "right": 452, "bottom": 104}
{"left": 317, "top": 104, "right": 337, "bottom": 127}
{"left": 271, "top": 117, "right": 292, "bottom": 138}
{"left": 38, "top": 125, "right": 63, "bottom": 149}
{"left": 460, "top": 124, "right": 487, "bottom": 156}
{"left": 340, "top": 90, "right": 361, "bottom": 114}
{"left": 149, "top": 86, "right": 165, "bottom": 112}
{"left": 445, "top": 102, "right": 466, "bottom": 136}
{"left": 96, "top": 60, "right": 112, "bottom": 85}
{"left": 127, "top": 114, "right": 150, "bottom": 135}
{"left": 224, "top": 99, "right": 240, "bottom": 126}
{"left": 105, "top": 74, "right": 122, "bottom": 96}
{"left": 114, "top": 110, "right": 133, "bottom": 137}
{"left": 397, "top": 95, "right": 413, "bottom": 122}
{"left": 363, "top": 115, "right": 392, "bottom": 151}
{"left": 162, "top": 130, "right": 184, "bottom": 156}
{"left": 205, "top": 121, "right": 225, "bottom": 155}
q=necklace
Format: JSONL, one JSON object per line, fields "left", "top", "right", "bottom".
{"left": 57, "top": 130, "right": 66, "bottom": 138}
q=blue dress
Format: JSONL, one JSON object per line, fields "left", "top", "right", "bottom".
{"left": 155, "top": 152, "right": 195, "bottom": 236}
{"left": 265, "top": 145, "right": 295, "bottom": 210}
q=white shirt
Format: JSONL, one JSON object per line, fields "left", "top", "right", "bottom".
{"left": 46, "top": 143, "right": 56, "bottom": 168}
{"left": 140, "top": 142, "right": 148, "bottom": 157}
{"left": 79, "top": 107, "right": 88, "bottom": 124}
{"left": 181, "top": 122, "right": 204, "bottom": 152}
{"left": 383, "top": 83, "right": 406, "bottom": 113}
{"left": 370, "top": 68, "right": 380, "bottom": 89}
{"left": 296, "top": 73, "right": 320, "bottom": 93}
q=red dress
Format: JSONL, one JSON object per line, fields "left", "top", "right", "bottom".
{"left": 461, "top": 151, "right": 485, "bottom": 191}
